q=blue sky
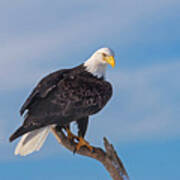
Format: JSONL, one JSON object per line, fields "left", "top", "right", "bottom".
{"left": 0, "top": 0, "right": 180, "bottom": 179}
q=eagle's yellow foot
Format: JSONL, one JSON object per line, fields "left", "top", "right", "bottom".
{"left": 65, "top": 128, "right": 78, "bottom": 141}
{"left": 75, "top": 137, "right": 93, "bottom": 152}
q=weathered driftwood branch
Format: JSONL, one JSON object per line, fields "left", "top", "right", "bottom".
{"left": 51, "top": 127, "right": 129, "bottom": 180}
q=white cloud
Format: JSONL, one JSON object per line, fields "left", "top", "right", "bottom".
{"left": 0, "top": 0, "right": 179, "bottom": 91}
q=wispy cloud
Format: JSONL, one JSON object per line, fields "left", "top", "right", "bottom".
{"left": 1, "top": 0, "right": 179, "bottom": 91}
{"left": 89, "top": 61, "right": 180, "bottom": 143}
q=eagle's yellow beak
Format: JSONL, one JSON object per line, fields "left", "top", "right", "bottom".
{"left": 104, "top": 56, "right": 115, "bottom": 68}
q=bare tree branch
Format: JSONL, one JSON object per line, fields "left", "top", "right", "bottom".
{"left": 51, "top": 127, "right": 129, "bottom": 180}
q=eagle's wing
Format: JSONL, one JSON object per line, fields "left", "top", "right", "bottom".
{"left": 20, "top": 69, "right": 70, "bottom": 115}
{"left": 10, "top": 70, "right": 112, "bottom": 142}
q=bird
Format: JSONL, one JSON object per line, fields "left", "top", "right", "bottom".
{"left": 9, "top": 47, "right": 115, "bottom": 156}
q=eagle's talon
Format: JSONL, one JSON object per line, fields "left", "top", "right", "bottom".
{"left": 66, "top": 128, "right": 78, "bottom": 141}
{"left": 75, "top": 137, "right": 93, "bottom": 152}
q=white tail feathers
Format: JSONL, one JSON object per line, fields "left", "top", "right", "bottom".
{"left": 15, "top": 126, "right": 51, "bottom": 156}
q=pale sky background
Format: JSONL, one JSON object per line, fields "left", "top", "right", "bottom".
{"left": 0, "top": 0, "right": 180, "bottom": 179}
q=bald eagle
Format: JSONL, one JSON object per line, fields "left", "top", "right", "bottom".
{"left": 9, "top": 48, "right": 115, "bottom": 156}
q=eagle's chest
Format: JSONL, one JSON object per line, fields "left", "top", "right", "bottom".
{"left": 57, "top": 75, "right": 112, "bottom": 107}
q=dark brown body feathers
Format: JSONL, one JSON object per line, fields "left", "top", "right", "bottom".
{"left": 9, "top": 64, "right": 112, "bottom": 142}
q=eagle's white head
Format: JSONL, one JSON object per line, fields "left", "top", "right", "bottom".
{"left": 84, "top": 48, "right": 115, "bottom": 78}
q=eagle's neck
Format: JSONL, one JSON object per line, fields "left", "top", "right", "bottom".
{"left": 84, "top": 57, "right": 107, "bottom": 79}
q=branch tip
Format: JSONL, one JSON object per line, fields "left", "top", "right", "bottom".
{"left": 51, "top": 127, "right": 128, "bottom": 180}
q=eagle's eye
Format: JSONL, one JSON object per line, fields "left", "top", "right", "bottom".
{"left": 102, "top": 53, "right": 108, "bottom": 57}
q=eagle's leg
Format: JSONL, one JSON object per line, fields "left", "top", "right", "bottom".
{"left": 74, "top": 117, "right": 93, "bottom": 152}
{"left": 65, "top": 125, "right": 78, "bottom": 141}
{"left": 75, "top": 136, "right": 93, "bottom": 152}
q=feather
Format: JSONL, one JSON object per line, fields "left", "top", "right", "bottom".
{"left": 14, "top": 126, "right": 51, "bottom": 156}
